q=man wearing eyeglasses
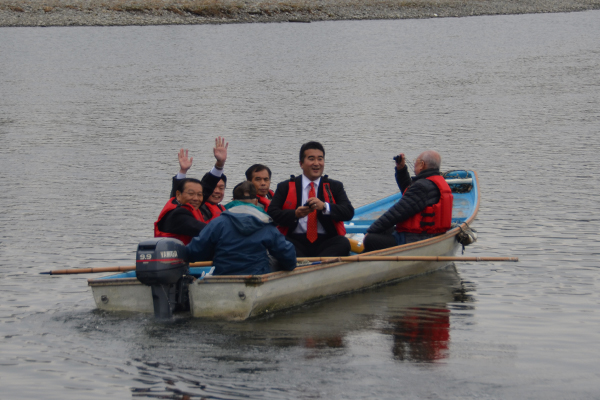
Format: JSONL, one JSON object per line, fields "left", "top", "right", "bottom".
{"left": 154, "top": 138, "right": 228, "bottom": 245}
{"left": 169, "top": 138, "right": 228, "bottom": 223}
{"left": 363, "top": 150, "right": 453, "bottom": 252}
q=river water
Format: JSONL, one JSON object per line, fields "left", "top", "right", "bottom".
{"left": 1, "top": 10, "right": 600, "bottom": 399}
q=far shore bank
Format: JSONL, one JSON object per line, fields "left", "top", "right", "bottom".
{"left": 1, "top": 0, "right": 599, "bottom": 27}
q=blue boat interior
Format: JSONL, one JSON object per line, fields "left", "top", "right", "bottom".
{"left": 96, "top": 266, "right": 214, "bottom": 280}
{"left": 344, "top": 170, "right": 477, "bottom": 234}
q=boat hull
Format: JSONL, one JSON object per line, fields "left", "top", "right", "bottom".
{"left": 189, "top": 232, "right": 460, "bottom": 320}
{"left": 90, "top": 278, "right": 154, "bottom": 313}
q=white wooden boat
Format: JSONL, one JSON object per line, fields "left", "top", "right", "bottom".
{"left": 88, "top": 170, "right": 479, "bottom": 320}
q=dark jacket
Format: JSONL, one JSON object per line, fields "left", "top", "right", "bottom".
{"left": 267, "top": 175, "right": 354, "bottom": 237}
{"left": 157, "top": 171, "right": 222, "bottom": 239}
{"left": 155, "top": 199, "right": 207, "bottom": 239}
{"left": 186, "top": 202, "right": 297, "bottom": 276}
{"left": 367, "top": 167, "right": 443, "bottom": 234}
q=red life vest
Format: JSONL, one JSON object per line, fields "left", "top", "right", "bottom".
{"left": 202, "top": 202, "right": 226, "bottom": 222}
{"left": 256, "top": 189, "right": 274, "bottom": 211}
{"left": 396, "top": 175, "right": 453, "bottom": 234}
{"left": 154, "top": 198, "right": 205, "bottom": 245}
{"left": 278, "top": 177, "right": 346, "bottom": 237}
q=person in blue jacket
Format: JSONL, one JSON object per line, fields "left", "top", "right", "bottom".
{"left": 186, "top": 181, "right": 297, "bottom": 276}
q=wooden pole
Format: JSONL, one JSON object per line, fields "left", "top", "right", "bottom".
{"left": 297, "top": 256, "right": 518, "bottom": 263}
{"left": 40, "top": 261, "right": 213, "bottom": 275}
{"left": 41, "top": 256, "right": 517, "bottom": 275}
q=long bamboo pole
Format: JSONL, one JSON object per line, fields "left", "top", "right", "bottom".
{"left": 297, "top": 256, "right": 518, "bottom": 263}
{"left": 40, "top": 261, "right": 213, "bottom": 275}
{"left": 40, "top": 255, "right": 517, "bottom": 275}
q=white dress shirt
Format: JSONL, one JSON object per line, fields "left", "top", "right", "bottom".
{"left": 293, "top": 175, "right": 331, "bottom": 235}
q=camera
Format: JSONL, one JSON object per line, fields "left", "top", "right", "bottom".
{"left": 393, "top": 155, "right": 403, "bottom": 163}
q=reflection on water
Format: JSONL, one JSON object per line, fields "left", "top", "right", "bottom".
{"left": 40, "top": 265, "right": 471, "bottom": 398}
{"left": 387, "top": 307, "right": 450, "bottom": 362}
{"left": 96, "top": 265, "right": 469, "bottom": 398}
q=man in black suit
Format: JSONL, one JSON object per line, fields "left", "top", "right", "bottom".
{"left": 268, "top": 141, "right": 354, "bottom": 257}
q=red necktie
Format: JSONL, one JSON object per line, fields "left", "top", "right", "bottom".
{"left": 306, "top": 182, "right": 318, "bottom": 243}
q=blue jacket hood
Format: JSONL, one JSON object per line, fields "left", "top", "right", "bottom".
{"left": 185, "top": 202, "right": 297, "bottom": 276}
{"left": 221, "top": 204, "right": 274, "bottom": 236}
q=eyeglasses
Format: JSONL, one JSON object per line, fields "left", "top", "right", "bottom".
{"left": 402, "top": 158, "right": 422, "bottom": 174}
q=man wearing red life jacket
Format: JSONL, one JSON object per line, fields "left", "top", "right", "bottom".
{"left": 268, "top": 141, "right": 354, "bottom": 257}
{"left": 170, "top": 139, "right": 228, "bottom": 223}
{"left": 245, "top": 164, "right": 274, "bottom": 211}
{"left": 154, "top": 178, "right": 209, "bottom": 245}
{"left": 363, "top": 150, "right": 453, "bottom": 252}
{"left": 155, "top": 137, "right": 228, "bottom": 244}
{"left": 199, "top": 175, "right": 226, "bottom": 222}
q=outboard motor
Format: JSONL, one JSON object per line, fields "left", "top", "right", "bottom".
{"left": 136, "top": 238, "right": 189, "bottom": 319}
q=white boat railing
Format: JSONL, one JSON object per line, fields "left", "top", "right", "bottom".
{"left": 445, "top": 178, "right": 472, "bottom": 185}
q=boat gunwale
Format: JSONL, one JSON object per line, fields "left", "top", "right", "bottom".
{"left": 88, "top": 277, "right": 141, "bottom": 286}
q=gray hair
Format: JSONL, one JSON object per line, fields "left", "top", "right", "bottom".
{"left": 420, "top": 150, "right": 442, "bottom": 170}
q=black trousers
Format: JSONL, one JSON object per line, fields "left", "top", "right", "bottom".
{"left": 363, "top": 233, "right": 399, "bottom": 252}
{"left": 364, "top": 232, "right": 437, "bottom": 252}
{"left": 287, "top": 233, "right": 351, "bottom": 258}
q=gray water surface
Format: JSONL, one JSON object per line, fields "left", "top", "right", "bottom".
{"left": 1, "top": 11, "right": 600, "bottom": 399}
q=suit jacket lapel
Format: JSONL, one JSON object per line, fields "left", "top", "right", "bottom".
{"left": 295, "top": 176, "right": 303, "bottom": 208}
{"left": 317, "top": 179, "right": 324, "bottom": 200}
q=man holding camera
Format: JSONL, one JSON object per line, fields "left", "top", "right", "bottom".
{"left": 363, "top": 150, "right": 453, "bottom": 252}
{"left": 268, "top": 141, "right": 354, "bottom": 257}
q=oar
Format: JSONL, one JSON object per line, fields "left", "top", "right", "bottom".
{"left": 297, "top": 256, "right": 518, "bottom": 263}
{"left": 40, "top": 261, "right": 214, "bottom": 275}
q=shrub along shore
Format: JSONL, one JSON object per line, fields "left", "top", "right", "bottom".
{"left": 0, "top": 0, "right": 599, "bottom": 27}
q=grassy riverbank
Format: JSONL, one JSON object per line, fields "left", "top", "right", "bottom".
{"left": 1, "top": 0, "right": 599, "bottom": 26}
